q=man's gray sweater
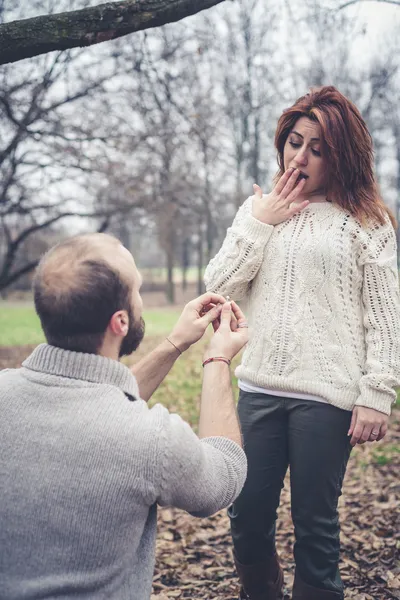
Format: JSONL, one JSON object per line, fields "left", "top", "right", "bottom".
{"left": 0, "top": 344, "right": 247, "bottom": 599}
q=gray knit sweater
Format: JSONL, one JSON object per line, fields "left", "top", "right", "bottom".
{"left": 0, "top": 344, "right": 247, "bottom": 599}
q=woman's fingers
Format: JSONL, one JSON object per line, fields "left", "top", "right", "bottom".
{"left": 376, "top": 423, "right": 387, "bottom": 441}
{"left": 286, "top": 176, "right": 307, "bottom": 203}
{"left": 350, "top": 406, "right": 388, "bottom": 445}
{"left": 209, "top": 300, "right": 241, "bottom": 332}
{"left": 253, "top": 184, "right": 263, "bottom": 199}
{"left": 230, "top": 300, "right": 246, "bottom": 324}
{"left": 350, "top": 422, "right": 363, "bottom": 446}
{"left": 348, "top": 410, "right": 357, "bottom": 437}
{"left": 369, "top": 427, "right": 381, "bottom": 442}
{"left": 230, "top": 311, "right": 238, "bottom": 331}
{"left": 274, "top": 168, "right": 296, "bottom": 195}
{"left": 359, "top": 424, "right": 374, "bottom": 444}
{"left": 289, "top": 199, "right": 310, "bottom": 217}
{"left": 280, "top": 168, "right": 303, "bottom": 198}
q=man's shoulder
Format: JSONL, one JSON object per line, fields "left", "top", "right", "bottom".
{"left": 0, "top": 368, "right": 26, "bottom": 401}
{"left": 132, "top": 401, "right": 171, "bottom": 431}
{"left": 0, "top": 367, "right": 20, "bottom": 381}
{"left": 127, "top": 402, "right": 192, "bottom": 443}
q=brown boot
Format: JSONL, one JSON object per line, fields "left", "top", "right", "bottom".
{"left": 234, "top": 552, "right": 284, "bottom": 600}
{"left": 292, "top": 571, "right": 344, "bottom": 599}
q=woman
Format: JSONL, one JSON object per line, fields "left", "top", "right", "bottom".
{"left": 204, "top": 86, "right": 400, "bottom": 600}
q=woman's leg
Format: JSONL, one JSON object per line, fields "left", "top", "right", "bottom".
{"left": 288, "top": 400, "right": 352, "bottom": 597}
{"left": 229, "top": 391, "right": 289, "bottom": 564}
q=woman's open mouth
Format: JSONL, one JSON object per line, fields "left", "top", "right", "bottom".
{"left": 297, "top": 171, "right": 309, "bottom": 181}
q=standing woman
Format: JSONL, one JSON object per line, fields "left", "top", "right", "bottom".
{"left": 204, "top": 86, "right": 400, "bottom": 600}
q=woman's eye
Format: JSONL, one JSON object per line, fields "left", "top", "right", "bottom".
{"left": 311, "top": 148, "right": 321, "bottom": 157}
{"left": 289, "top": 141, "right": 301, "bottom": 148}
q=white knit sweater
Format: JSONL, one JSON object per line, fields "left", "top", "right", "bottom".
{"left": 205, "top": 197, "right": 400, "bottom": 415}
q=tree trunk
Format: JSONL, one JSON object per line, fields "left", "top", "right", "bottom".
{"left": 197, "top": 223, "right": 204, "bottom": 296}
{"left": 181, "top": 238, "right": 190, "bottom": 291}
{"left": 0, "top": 0, "right": 226, "bottom": 65}
{"left": 166, "top": 250, "right": 175, "bottom": 304}
{"left": 205, "top": 207, "right": 214, "bottom": 265}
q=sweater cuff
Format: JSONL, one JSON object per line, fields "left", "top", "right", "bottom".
{"left": 355, "top": 389, "right": 395, "bottom": 416}
{"left": 235, "top": 211, "right": 274, "bottom": 246}
{"left": 200, "top": 436, "right": 247, "bottom": 466}
{"left": 200, "top": 436, "right": 247, "bottom": 500}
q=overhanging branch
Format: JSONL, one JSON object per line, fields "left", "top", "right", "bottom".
{"left": 0, "top": 0, "right": 225, "bottom": 65}
{"left": 337, "top": 0, "right": 400, "bottom": 10}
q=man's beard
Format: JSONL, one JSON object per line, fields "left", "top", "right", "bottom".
{"left": 119, "top": 316, "right": 145, "bottom": 357}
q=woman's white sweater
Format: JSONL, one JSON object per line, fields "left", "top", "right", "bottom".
{"left": 204, "top": 197, "right": 400, "bottom": 415}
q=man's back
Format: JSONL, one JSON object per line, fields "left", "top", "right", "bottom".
{"left": 0, "top": 345, "right": 246, "bottom": 599}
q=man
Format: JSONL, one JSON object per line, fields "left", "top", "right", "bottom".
{"left": 0, "top": 233, "right": 249, "bottom": 600}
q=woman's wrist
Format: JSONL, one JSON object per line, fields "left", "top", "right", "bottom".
{"left": 202, "top": 356, "right": 231, "bottom": 367}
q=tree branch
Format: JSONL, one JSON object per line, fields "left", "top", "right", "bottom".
{"left": 0, "top": 205, "right": 139, "bottom": 289}
{"left": 0, "top": 260, "right": 39, "bottom": 290}
{"left": 0, "top": 0, "right": 225, "bottom": 65}
{"left": 337, "top": 0, "right": 400, "bottom": 10}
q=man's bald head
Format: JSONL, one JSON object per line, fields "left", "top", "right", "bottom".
{"left": 34, "top": 233, "right": 139, "bottom": 355}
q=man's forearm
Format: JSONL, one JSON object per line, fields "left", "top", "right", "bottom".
{"left": 131, "top": 339, "right": 180, "bottom": 402}
{"left": 198, "top": 362, "right": 242, "bottom": 447}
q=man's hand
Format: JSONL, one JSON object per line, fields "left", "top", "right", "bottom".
{"left": 168, "top": 292, "right": 226, "bottom": 353}
{"left": 348, "top": 406, "right": 389, "bottom": 446}
{"left": 204, "top": 301, "right": 249, "bottom": 361}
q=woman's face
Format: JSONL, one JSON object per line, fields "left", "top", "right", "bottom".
{"left": 283, "top": 116, "right": 326, "bottom": 197}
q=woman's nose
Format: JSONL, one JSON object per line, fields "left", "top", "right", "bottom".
{"left": 294, "top": 149, "right": 308, "bottom": 167}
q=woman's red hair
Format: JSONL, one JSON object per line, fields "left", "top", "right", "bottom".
{"left": 274, "top": 86, "right": 396, "bottom": 227}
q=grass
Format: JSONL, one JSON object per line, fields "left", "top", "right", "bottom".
{"left": 0, "top": 304, "right": 44, "bottom": 346}
{"left": 0, "top": 302, "right": 180, "bottom": 347}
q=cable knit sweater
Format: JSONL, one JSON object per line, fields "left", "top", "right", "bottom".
{"left": 0, "top": 344, "right": 247, "bottom": 600}
{"left": 205, "top": 197, "right": 400, "bottom": 415}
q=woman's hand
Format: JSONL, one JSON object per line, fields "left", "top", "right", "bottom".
{"left": 348, "top": 406, "right": 389, "bottom": 446}
{"left": 252, "top": 168, "right": 309, "bottom": 226}
{"left": 204, "top": 301, "right": 249, "bottom": 362}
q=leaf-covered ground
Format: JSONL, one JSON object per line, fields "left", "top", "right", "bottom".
{"left": 152, "top": 421, "right": 399, "bottom": 600}
{"left": 1, "top": 342, "right": 399, "bottom": 600}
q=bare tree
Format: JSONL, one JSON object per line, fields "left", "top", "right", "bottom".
{"left": 117, "top": 27, "right": 197, "bottom": 303}
{"left": 215, "top": 0, "right": 281, "bottom": 208}
{"left": 0, "top": 15, "right": 146, "bottom": 293}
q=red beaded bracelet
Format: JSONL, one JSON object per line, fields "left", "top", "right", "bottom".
{"left": 202, "top": 357, "right": 231, "bottom": 367}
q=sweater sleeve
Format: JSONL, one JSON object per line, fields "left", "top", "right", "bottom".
{"left": 204, "top": 196, "right": 274, "bottom": 301}
{"left": 357, "top": 220, "right": 400, "bottom": 415}
{"left": 157, "top": 411, "right": 247, "bottom": 517}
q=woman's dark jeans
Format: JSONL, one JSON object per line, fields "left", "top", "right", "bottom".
{"left": 229, "top": 391, "right": 352, "bottom": 595}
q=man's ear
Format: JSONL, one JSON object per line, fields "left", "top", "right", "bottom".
{"left": 109, "top": 310, "right": 129, "bottom": 337}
